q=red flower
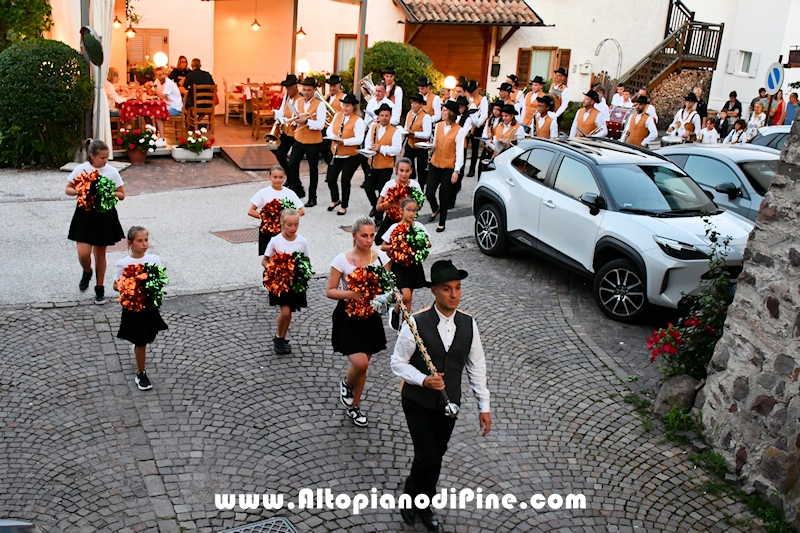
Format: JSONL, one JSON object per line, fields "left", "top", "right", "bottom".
{"left": 209, "top": 138, "right": 215, "bottom": 144}
{"left": 133, "top": 129, "right": 141, "bottom": 135}
{"left": 669, "top": 329, "right": 681, "bottom": 339}
{"left": 129, "top": 143, "right": 135, "bottom": 150}
{"left": 705, "top": 326, "right": 717, "bottom": 335}
{"left": 116, "top": 138, "right": 123, "bottom": 145}
{"left": 178, "top": 137, "right": 186, "bottom": 144}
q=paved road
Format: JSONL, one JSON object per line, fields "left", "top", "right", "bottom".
{"left": 1, "top": 244, "right": 758, "bottom": 532}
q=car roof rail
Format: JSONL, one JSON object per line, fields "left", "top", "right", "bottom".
{"left": 580, "top": 137, "right": 671, "bottom": 162}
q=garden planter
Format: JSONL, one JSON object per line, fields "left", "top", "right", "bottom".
{"left": 172, "top": 147, "right": 213, "bottom": 162}
{"left": 127, "top": 149, "right": 147, "bottom": 165}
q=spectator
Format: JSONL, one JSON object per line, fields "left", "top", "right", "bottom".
{"left": 750, "top": 87, "right": 767, "bottom": 117}
{"left": 693, "top": 87, "right": 707, "bottom": 121}
{"left": 745, "top": 102, "right": 766, "bottom": 141}
{"left": 720, "top": 91, "right": 741, "bottom": 126}
{"left": 183, "top": 58, "right": 216, "bottom": 108}
{"left": 723, "top": 119, "right": 747, "bottom": 144}
{"left": 104, "top": 67, "right": 130, "bottom": 117}
{"left": 714, "top": 110, "right": 730, "bottom": 138}
{"left": 618, "top": 87, "right": 633, "bottom": 108}
{"left": 610, "top": 82, "right": 625, "bottom": 107}
{"left": 698, "top": 118, "right": 719, "bottom": 143}
{"left": 169, "top": 55, "right": 190, "bottom": 94}
{"left": 770, "top": 89, "right": 784, "bottom": 125}
{"left": 593, "top": 84, "right": 610, "bottom": 122}
{"left": 147, "top": 67, "right": 182, "bottom": 145}
{"left": 784, "top": 92, "right": 798, "bottom": 125}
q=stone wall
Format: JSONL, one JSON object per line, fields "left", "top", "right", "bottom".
{"left": 702, "top": 121, "right": 800, "bottom": 525}
{"left": 650, "top": 69, "right": 713, "bottom": 124}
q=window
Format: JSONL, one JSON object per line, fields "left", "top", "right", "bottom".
{"left": 600, "top": 165, "right": 715, "bottom": 213}
{"left": 738, "top": 160, "right": 777, "bottom": 196}
{"left": 521, "top": 148, "right": 555, "bottom": 182}
{"left": 515, "top": 48, "right": 557, "bottom": 87}
{"left": 516, "top": 49, "right": 531, "bottom": 85}
{"left": 727, "top": 49, "right": 759, "bottom": 78}
{"left": 556, "top": 49, "right": 571, "bottom": 73}
{"left": 683, "top": 156, "right": 741, "bottom": 189}
{"left": 739, "top": 51, "right": 752, "bottom": 74}
{"left": 335, "top": 34, "right": 368, "bottom": 74}
{"left": 553, "top": 157, "right": 598, "bottom": 199}
{"left": 127, "top": 29, "right": 169, "bottom": 77}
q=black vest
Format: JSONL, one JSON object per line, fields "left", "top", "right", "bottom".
{"left": 401, "top": 306, "right": 473, "bottom": 410}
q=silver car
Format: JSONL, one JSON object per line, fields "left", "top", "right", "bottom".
{"left": 657, "top": 144, "right": 778, "bottom": 221}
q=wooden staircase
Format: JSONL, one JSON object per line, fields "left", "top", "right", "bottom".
{"left": 617, "top": 0, "right": 724, "bottom": 92}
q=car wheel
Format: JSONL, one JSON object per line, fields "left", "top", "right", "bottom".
{"left": 474, "top": 203, "right": 509, "bottom": 256}
{"left": 593, "top": 258, "right": 648, "bottom": 323}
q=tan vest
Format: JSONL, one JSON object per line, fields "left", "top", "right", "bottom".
{"left": 405, "top": 109, "right": 428, "bottom": 149}
{"left": 330, "top": 112, "right": 358, "bottom": 157}
{"left": 422, "top": 93, "right": 435, "bottom": 117}
{"left": 550, "top": 83, "right": 567, "bottom": 112}
{"left": 627, "top": 113, "right": 651, "bottom": 147}
{"left": 510, "top": 89, "right": 521, "bottom": 103}
{"left": 469, "top": 92, "right": 483, "bottom": 110}
{"left": 282, "top": 93, "right": 300, "bottom": 137}
{"left": 293, "top": 98, "right": 323, "bottom": 145}
{"left": 493, "top": 122, "right": 521, "bottom": 143}
{"left": 576, "top": 107, "right": 600, "bottom": 136}
{"left": 328, "top": 92, "right": 343, "bottom": 113}
{"left": 430, "top": 122, "right": 462, "bottom": 169}
{"left": 523, "top": 91, "right": 545, "bottom": 125}
{"left": 369, "top": 124, "right": 398, "bottom": 169}
{"left": 536, "top": 114, "right": 554, "bottom": 138}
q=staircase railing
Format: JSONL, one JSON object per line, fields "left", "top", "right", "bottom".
{"left": 665, "top": 0, "right": 695, "bottom": 37}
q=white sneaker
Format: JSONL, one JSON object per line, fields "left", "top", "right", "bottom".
{"left": 347, "top": 406, "right": 367, "bottom": 427}
{"left": 340, "top": 380, "right": 355, "bottom": 408}
{"left": 155, "top": 138, "right": 167, "bottom": 148}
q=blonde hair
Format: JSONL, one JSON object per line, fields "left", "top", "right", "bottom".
{"left": 126, "top": 225, "right": 147, "bottom": 242}
{"left": 107, "top": 67, "right": 120, "bottom": 82}
{"left": 280, "top": 208, "right": 300, "bottom": 224}
{"left": 352, "top": 215, "right": 375, "bottom": 235}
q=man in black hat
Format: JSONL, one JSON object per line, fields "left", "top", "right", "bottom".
{"left": 392, "top": 259, "right": 491, "bottom": 531}
{"left": 325, "top": 93, "right": 365, "bottom": 215}
{"left": 365, "top": 82, "right": 400, "bottom": 126}
{"left": 320, "top": 74, "right": 345, "bottom": 164}
{"left": 383, "top": 67, "right": 403, "bottom": 110}
{"left": 533, "top": 95, "right": 558, "bottom": 138}
{"left": 625, "top": 95, "right": 658, "bottom": 147}
{"left": 667, "top": 92, "right": 701, "bottom": 138}
{"left": 417, "top": 76, "right": 441, "bottom": 122}
{"left": 550, "top": 67, "right": 570, "bottom": 120}
{"left": 505, "top": 74, "right": 523, "bottom": 109}
{"left": 522, "top": 75, "right": 546, "bottom": 131}
{"left": 569, "top": 90, "right": 607, "bottom": 138}
{"left": 287, "top": 77, "right": 328, "bottom": 205}
{"left": 404, "top": 93, "right": 433, "bottom": 186}
{"left": 364, "top": 102, "right": 402, "bottom": 222}
{"left": 498, "top": 82, "right": 517, "bottom": 114}
{"left": 465, "top": 80, "right": 487, "bottom": 177}
{"left": 273, "top": 74, "right": 301, "bottom": 173}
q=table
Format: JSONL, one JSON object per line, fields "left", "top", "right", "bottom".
{"left": 119, "top": 100, "right": 170, "bottom": 123}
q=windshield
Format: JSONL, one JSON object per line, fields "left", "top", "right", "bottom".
{"left": 600, "top": 164, "right": 717, "bottom": 215}
{"left": 738, "top": 160, "right": 777, "bottom": 196}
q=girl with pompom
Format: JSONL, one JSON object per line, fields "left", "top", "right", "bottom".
{"left": 66, "top": 139, "right": 125, "bottom": 304}
{"left": 247, "top": 165, "right": 305, "bottom": 256}
{"left": 381, "top": 196, "right": 431, "bottom": 328}
{"left": 113, "top": 226, "right": 168, "bottom": 391}
{"left": 261, "top": 208, "right": 312, "bottom": 355}
{"left": 326, "top": 216, "right": 392, "bottom": 427}
{"left": 375, "top": 157, "right": 423, "bottom": 244}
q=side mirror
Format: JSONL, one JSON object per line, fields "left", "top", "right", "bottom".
{"left": 714, "top": 182, "right": 740, "bottom": 200}
{"left": 580, "top": 193, "right": 607, "bottom": 216}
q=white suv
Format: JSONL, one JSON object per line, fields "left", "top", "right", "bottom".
{"left": 472, "top": 138, "right": 754, "bottom": 322}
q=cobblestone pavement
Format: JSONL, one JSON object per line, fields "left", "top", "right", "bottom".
{"left": 1, "top": 245, "right": 759, "bottom": 533}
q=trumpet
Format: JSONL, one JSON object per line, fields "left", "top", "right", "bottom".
{"left": 264, "top": 121, "right": 281, "bottom": 146}
{"left": 359, "top": 73, "right": 376, "bottom": 102}
{"left": 315, "top": 89, "right": 337, "bottom": 127}
{"left": 577, "top": 124, "right": 605, "bottom": 137}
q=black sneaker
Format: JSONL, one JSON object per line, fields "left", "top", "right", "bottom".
{"left": 135, "top": 371, "right": 153, "bottom": 391}
{"left": 94, "top": 286, "right": 107, "bottom": 305}
{"left": 273, "top": 336, "right": 291, "bottom": 355}
{"left": 79, "top": 270, "right": 92, "bottom": 291}
{"left": 347, "top": 406, "right": 368, "bottom": 427}
{"left": 340, "top": 380, "right": 355, "bottom": 407}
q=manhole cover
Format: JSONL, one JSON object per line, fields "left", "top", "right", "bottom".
{"left": 217, "top": 517, "right": 298, "bottom": 533}
{"left": 212, "top": 228, "right": 259, "bottom": 244}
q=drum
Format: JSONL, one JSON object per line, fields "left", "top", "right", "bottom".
{"left": 661, "top": 136, "right": 685, "bottom": 146}
{"left": 607, "top": 106, "right": 633, "bottom": 140}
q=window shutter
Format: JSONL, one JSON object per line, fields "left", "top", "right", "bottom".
{"left": 748, "top": 52, "right": 760, "bottom": 78}
{"left": 516, "top": 49, "right": 531, "bottom": 87}
{"left": 726, "top": 49, "right": 737, "bottom": 74}
{"left": 557, "top": 49, "right": 571, "bottom": 72}
{"left": 128, "top": 34, "right": 144, "bottom": 63}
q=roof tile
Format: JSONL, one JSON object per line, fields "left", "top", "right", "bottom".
{"left": 398, "top": 0, "right": 545, "bottom": 26}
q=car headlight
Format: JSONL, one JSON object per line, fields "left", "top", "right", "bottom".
{"left": 653, "top": 236, "right": 708, "bottom": 260}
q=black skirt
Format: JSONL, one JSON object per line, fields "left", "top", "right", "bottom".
{"left": 117, "top": 308, "right": 168, "bottom": 347}
{"left": 68, "top": 205, "right": 125, "bottom": 246}
{"left": 258, "top": 232, "right": 273, "bottom": 256}
{"left": 268, "top": 290, "right": 307, "bottom": 312}
{"left": 392, "top": 262, "right": 427, "bottom": 290}
{"left": 331, "top": 300, "right": 386, "bottom": 356}
{"left": 375, "top": 216, "right": 395, "bottom": 245}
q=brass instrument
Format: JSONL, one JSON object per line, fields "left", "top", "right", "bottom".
{"left": 577, "top": 124, "right": 605, "bottom": 137}
{"left": 359, "top": 73, "right": 376, "bottom": 102}
{"left": 264, "top": 121, "right": 281, "bottom": 146}
{"left": 331, "top": 112, "right": 346, "bottom": 159}
{"left": 315, "top": 89, "right": 337, "bottom": 127}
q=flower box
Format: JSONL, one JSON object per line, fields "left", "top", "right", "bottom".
{"left": 171, "top": 147, "right": 213, "bottom": 162}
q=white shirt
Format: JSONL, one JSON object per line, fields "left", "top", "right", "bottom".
{"left": 265, "top": 233, "right": 311, "bottom": 258}
{"left": 645, "top": 104, "right": 658, "bottom": 123}
{"left": 456, "top": 113, "right": 477, "bottom": 133}
{"left": 366, "top": 96, "right": 401, "bottom": 126}
{"left": 273, "top": 92, "right": 299, "bottom": 123}
{"left": 536, "top": 112, "right": 558, "bottom": 139}
{"left": 618, "top": 99, "right": 634, "bottom": 109}
{"left": 114, "top": 253, "right": 162, "bottom": 280}
{"left": 385, "top": 83, "right": 403, "bottom": 110}
{"left": 552, "top": 85, "right": 570, "bottom": 117}
{"left": 569, "top": 107, "right": 608, "bottom": 138}
{"left": 249, "top": 186, "right": 304, "bottom": 211}
{"left": 105, "top": 80, "right": 126, "bottom": 109}
{"left": 405, "top": 111, "right": 432, "bottom": 140}
{"left": 381, "top": 220, "right": 430, "bottom": 243}
{"left": 366, "top": 123, "right": 403, "bottom": 156}
{"left": 595, "top": 99, "right": 610, "bottom": 123}
{"left": 298, "top": 97, "right": 326, "bottom": 131}
{"left": 330, "top": 249, "right": 391, "bottom": 291}
{"left": 468, "top": 93, "right": 489, "bottom": 127}
{"left": 629, "top": 113, "right": 658, "bottom": 146}
{"left": 68, "top": 162, "right": 124, "bottom": 187}
{"left": 699, "top": 127, "right": 720, "bottom": 144}
{"left": 156, "top": 78, "right": 182, "bottom": 110}
{"left": 380, "top": 178, "right": 422, "bottom": 198}
{"left": 325, "top": 114, "right": 366, "bottom": 156}
{"left": 669, "top": 108, "right": 701, "bottom": 136}
{"left": 433, "top": 122, "right": 470, "bottom": 171}
{"left": 723, "top": 128, "right": 746, "bottom": 144}
{"left": 611, "top": 93, "right": 625, "bottom": 107}
{"left": 391, "top": 305, "right": 491, "bottom": 412}
{"left": 422, "top": 92, "right": 442, "bottom": 122}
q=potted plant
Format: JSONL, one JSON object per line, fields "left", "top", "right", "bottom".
{"left": 117, "top": 124, "right": 157, "bottom": 165}
{"left": 131, "top": 60, "right": 156, "bottom": 84}
{"left": 172, "top": 129, "right": 215, "bottom": 162}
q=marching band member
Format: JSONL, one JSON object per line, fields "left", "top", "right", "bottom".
{"left": 287, "top": 77, "right": 327, "bottom": 206}
{"left": 522, "top": 76, "right": 546, "bottom": 133}
{"left": 364, "top": 103, "right": 402, "bottom": 224}
{"left": 417, "top": 77, "right": 442, "bottom": 122}
{"left": 490, "top": 104, "right": 526, "bottom": 152}
{"left": 403, "top": 94, "right": 432, "bottom": 187}
{"left": 325, "top": 93, "right": 365, "bottom": 216}
{"left": 506, "top": 74, "right": 524, "bottom": 109}
{"left": 481, "top": 101, "right": 504, "bottom": 158}
{"left": 569, "top": 90, "right": 607, "bottom": 138}
{"left": 624, "top": 96, "right": 658, "bottom": 147}
{"left": 534, "top": 96, "right": 558, "bottom": 139}
{"left": 593, "top": 84, "right": 610, "bottom": 123}
{"left": 636, "top": 88, "right": 658, "bottom": 123}
{"left": 365, "top": 82, "right": 400, "bottom": 126}
{"left": 451, "top": 96, "right": 478, "bottom": 207}
{"left": 427, "top": 100, "right": 469, "bottom": 233}
{"left": 498, "top": 82, "right": 519, "bottom": 115}
{"left": 465, "top": 80, "right": 488, "bottom": 177}
{"left": 321, "top": 74, "right": 345, "bottom": 164}
{"left": 617, "top": 87, "right": 634, "bottom": 109}
{"left": 383, "top": 67, "right": 403, "bottom": 111}
{"left": 550, "top": 67, "right": 570, "bottom": 119}
{"left": 666, "top": 93, "right": 702, "bottom": 140}
{"left": 272, "top": 74, "right": 300, "bottom": 177}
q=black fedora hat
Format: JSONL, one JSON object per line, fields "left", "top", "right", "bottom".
{"left": 466, "top": 80, "right": 479, "bottom": 93}
{"left": 281, "top": 74, "right": 299, "bottom": 86}
{"left": 684, "top": 92, "right": 698, "bottom": 102}
{"left": 530, "top": 75, "right": 545, "bottom": 85}
{"left": 383, "top": 66, "right": 396, "bottom": 75}
{"left": 537, "top": 95, "right": 555, "bottom": 110}
{"left": 409, "top": 93, "right": 425, "bottom": 103}
{"left": 499, "top": 82, "right": 513, "bottom": 92}
{"left": 340, "top": 93, "right": 359, "bottom": 105}
{"left": 443, "top": 100, "right": 460, "bottom": 114}
{"left": 416, "top": 76, "right": 432, "bottom": 87}
{"left": 326, "top": 74, "right": 342, "bottom": 85}
{"left": 584, "top": 90, "right": 600, "bottom": 103}
{"left": 376, "top": 102, "right": 393, "bottom": 114}
{"left": 553, "top": 67, "right": 568, "bottom": 77}
{"left": 428, "top": 260, "right": 468, "bottom": 286}
{"left": 490, "top": 99, "right": 504, "bottom": 108}
{"left": 300, "top": 76, "right": 318, "bottom": 87}
{"left": 500, "top": 103, "right": 517, "bottom": 116}
{"left": 455, "top": 95, "right": 469, "bottom": 108}
{"left": 506, "top": 74, "right": 519, "bottom": 84}
{"left": 634, "top": 95, "right": 650, "bottom": 105}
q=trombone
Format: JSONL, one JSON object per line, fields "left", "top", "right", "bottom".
{"left": 314, "top": 89, "right": 337, "bottom": 128}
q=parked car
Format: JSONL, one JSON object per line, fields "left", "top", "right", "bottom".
{"left": 0, "top": 520, "right": 45, "bottom": 533}
{"left": 472, "top": 138, "right": 753, "bottom": 322}
{"left": 749, "top": 125, "right": 790, "bottom": 151}
{"left": 657, "top": 144, "right": 779, "bottom": 221}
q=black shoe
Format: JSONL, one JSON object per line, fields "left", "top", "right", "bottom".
{"left": 94, "top": 286, "right": 107, "bottom": 305}
{"left": 418, "top": 508, "right": 439, "bottom": 531}
{"left": 428, "top": 211, "right": 438, "bottom": 222}
{"left": 273, "top": 336, "right": 291, "bottom": 355}
{"left": 79, "top": 270, "right": 92, "bottom": 291}
{"left": 436, "top": 226, "right": 445, "bottom": 233}
{"left": 368, "top": 208, "right": 377, "bottom": 218}
{"left": 297, "top": 188, "right": 306, "bottom": 199}
{"left": 305, "top": 199, "right": 317, "bottom": 208}
{"left": 327, "top": 201, "right": 341, "bottom": 212}
{"left": 400, "top": 507, "right": 417, "bottom": 526}
{"left": 135, "top": 371, "right": 153, "bottom": 391}
{"left": 337, "top": 208, "right": 347, "bottom": 216}
{"left": 467, "top": 168, "right": 476, "bottom": 177}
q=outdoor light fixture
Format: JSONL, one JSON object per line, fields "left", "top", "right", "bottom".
{"left": 443, "top": 76, "right": 457, "bottom": 89}
{"left": 153, "top": 52, "right": 168, "bottom": 67}
{"left": 252, "top": 0, "right": 261, "bottom": 31}
{"left": 296, "top": 27, "right": 306, "bottom": 40}
{"left": 113, "top": 16, "right": 122, "bottom": 29}
{"left": 296, "top": 59, "right": 310, "bottom": 76}
{"left": 125, "top": 26, "right": 136, "bottom": 38}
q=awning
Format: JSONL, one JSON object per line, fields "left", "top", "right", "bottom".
{"left": 395, "top": 0, "right": 546, "bottom": 26}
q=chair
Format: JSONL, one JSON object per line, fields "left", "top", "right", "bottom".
{"left": 110, "top": 114, "right": 121, "bottom": 140}
{"left": 251, "top": 85, "right": 275, "bottom": 139}
{"left": 184, "top": 84, "right": 217, "bottom": 134}
{"left": 163, "top": 116, "right": 182, "bottom": 146}
{"left": 224, "top": 78, "right": 247, "bottom": 125}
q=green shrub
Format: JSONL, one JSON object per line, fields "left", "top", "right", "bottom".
{"left": 339, "top": 41, "right": 443, "bottom": 115}
{"left": 0, "top": 39, "right": 93, "bottom": 167}
{"left": 0, "top": 0, "right": 52, "bottom": 53}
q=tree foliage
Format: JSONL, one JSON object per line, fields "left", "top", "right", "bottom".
{"left": 0, "top": 0, "right": 53, "bottom": 53}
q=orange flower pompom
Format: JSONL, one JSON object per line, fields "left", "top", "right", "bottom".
{"left": 259, "top": 199, "right": 284, "bottom": 236}
{"left": 73, "top": 170, "right": 99, "bottom": 212}
{"left": 118, "top": 263, "right": 147, "bottom": 311}
{"left": 382, "top": 183, "right": 411, "bottom": 223}
{"left": 345, "top": 266, "right": 383, "bottom": 319}
{"left": 387, "top": 223, "right": 416, "bottom": 266}
{"left": 263, "top": 252, "right": 295, "bottom": 296}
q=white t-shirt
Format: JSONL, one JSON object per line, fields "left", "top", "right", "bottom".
{"left": 249, "top": 186, "right": 304, "bottom": 211}
{"left": 379, "top": 178, "right": 422, "bottom": 198}
{"left": 331, "top": 249, "right": 391, "bottom": 291}
{"left": 157, "top": 78, "right": 183, "bottom": 109}
{"left": 68, "top": 161, "right": 124, "bottom": 187}
{"left": 265, "top": 233, "right": 311, "bottom": 258}
{"left": 114, "top": 253, "right": 162, "bottom": 280}
{"left": 381, "top": 220, "right": 430, "bottom": 243}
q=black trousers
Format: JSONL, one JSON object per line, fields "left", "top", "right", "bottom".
{"left": 404, "top": 145, "right": 428, "bottom": 189}
{"left": 320, "top": 139, "right": 333, "bottom": 165}
{"left": 275, "top": 133, "right": 294, "bottom": 172}
{"left": 468, "top": 134, "right": 482, "bottom": 173}
{"left": 365, "top": 167, "right": 394, "bottom": 209}
{"left": 360, "top": 157, "right": 372, "bottom": 184}
{"left": 326, "top": 156, "right": 360, "bottom": 208}
{"left": 258, "top": 232, "right": 272, "bottom": 256}
{"left": 402, "top": 398, "right": 457, "bottom": 506}
{"left": 451, "top": 165, "right": 466, "bottom": 208}
{"left": 288, "top": 142, "right": 321, "bottom": 201}
{"left": 426, "top": 165, "right": 454, "bottom": 226}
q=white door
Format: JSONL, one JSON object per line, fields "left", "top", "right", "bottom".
{"left": 504, "top": 148, "right": 556, "bottom": 239}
